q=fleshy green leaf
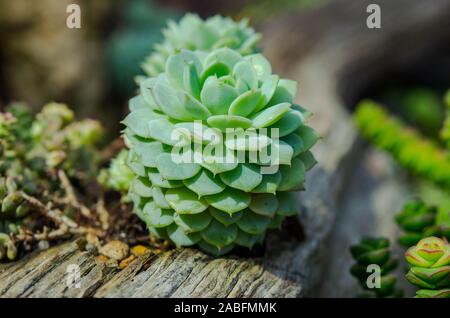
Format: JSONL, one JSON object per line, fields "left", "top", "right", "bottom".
{"left": 245, "top": 54, "right": 271, "bottom": 82}
{"left": 237, "top": 209, "right": 271, "bottom": 235}
{"left": 207, "top": 115, "right": 252, "bottom": 132}
{"left": 281, "top": 133, "right": 304, "bottom": 157}
{"left": 148, "top": 168, "right": 183, "bottom": 189}
{"left": 298, "top": 151, "right": 317, "bottom": 171}
{"left": 130, "top": 177, "right": 153, "bottom": 198}
{"left": 127, "top": 150, "right": 147, "bottom": 177}
{"left": 152, "top": 186, "right": 171, "bottom": 209}
{"left": 167, "top": 223, "right": 201, "bottom": 247}
{"left": 205, "top": 188, "right": 251, "bottom": 214}
{"left": 297, "top": 125, "right": 320, "bottom": 151}
{"left": 183, "top": 169, "right": 226, "bottom": 196}
{"left": 165, "top": 188, "right": 209, "bottom": 214}
{"left": 251, "top": 103, "right": 291, "bottom": 128}
{"left": 270, "top": 110, "right": 303, "bottom": 137}
{"left": 174, "top": 211, "right": 212, "bottom": 233}
{"left": 133, "top": 140, "right": 167, "bottom": 168}
{"left": 220, "top": 163, "right": 263, "bottom": 192}
{"left": 249, "top": 193, "right": 279, "bottom": 217}
{"left": 200, "top": 77, "right": 238, "bottom": 115}
{"left": 204, "top": 48, "right": 242, "bottom": 70}
{"left": 257, "top": 75, "right": 279, "bottom": 111}
{"left": 166, "top": 50, "right": 202, "bottom": 89}
{"left": 269, "top": 79, "right": 297, "bottom": 105}
{"left": 141, "top": 201, "right": 174, "bottom": 228}
{"left": 209, "top": 207, "right": 243, "bottom": 226}
{"left": 201, "top": 219, "right": 238, "bottom": 248}
{"left": 228, "top": 90, "right": 263, "bottom": 117}
{"left": 148, "top": 117, "right": 179, "bottom": 146}
{"left": 251, "top": 171, "right": 282, "bottom": 194}
{"left": 232, "top": 60, "right": 258, "bottom": 90}
{"left": 156, "top": 153, "right": 202, "bottom": 180}
{"left": 278, "top": 157, "right": 306, "bottom": 191}
{"left": 122, "top": 109, "right": 164, "bottom": 138}
{"left": 198, "top": 240, "right": 234, "bottom": 256}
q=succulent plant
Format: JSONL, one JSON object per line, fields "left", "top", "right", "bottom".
{"left": 395, "top": 200, "right": 440, "bottom": 247}
{"left": 123, "top": 47, "right": 319, "bottom": 255}
{"left": 350, "top": 237, "right": 403, "bottom": 298}
{"left": 99, "top": 149, "right": 134, "bottom": 193}
{"left": 405, "top": 236, "right": 450, "bottom": 298}
{"left": 355, "top": 100, "right": 450, "bottom": 191}
{"left": 141, "top": 14, "right": 261, "bottom": 77}
{"left": 0, "top": 103, "right": 104, "bottom": 261}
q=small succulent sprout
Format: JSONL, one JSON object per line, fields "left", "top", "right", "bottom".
{"left": 395, "top": 200, "right": 439, "bottom": 247}
{"left": 0, "top": 233, "right": 17, "bottom": 261}
{"left": 405, "top": 237, "right": 450, "bottom": 298}
{"left": 350, "top": 237, "right": 403, "bottom": 298}
{"left": 99, "top": 149, "right": 135, "bottom": 193}
{"left": 142, "top": 14, "right": 261, "bottom": 77}
{"left": 123, "top": 45, "right": 318, "bottom": 256}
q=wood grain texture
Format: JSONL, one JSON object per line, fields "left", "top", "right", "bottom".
{"left": 1, "top": 0, "right": 450, "bottom": 297}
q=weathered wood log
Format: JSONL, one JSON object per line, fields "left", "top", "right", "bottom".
{"left": 1, "top": 0, "right": 450, "bottom": 297}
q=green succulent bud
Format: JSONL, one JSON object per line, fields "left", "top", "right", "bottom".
{"left": 142, "top": 14, "right": 261, "bottom": 77}
{"left": 350, "top": 237, "right": 403, "bottom": 298}
{"left": 1, "top": 192, "right": 24, "bottom": 215}
{"left": 64, "top": 119, "right": 103, "bottom": 147}
{"left": 99, "top": 149, "right": 134, "bottom": 193}
{"left": 0, "top": 233, "right": 17, "bottom": 261}
{"left": 395, "top": 200, "right": 439, "bottom": 247}
{"left": 405, "top": 237, "right": 450, "bottom": 298}
{"left": 123, "top": 46, "right": 318, "bottom": 256}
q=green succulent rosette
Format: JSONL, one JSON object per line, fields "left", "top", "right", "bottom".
{"left": 142, "top": 14, "right": 261, "bottom": 77}
{"left": 395, "top": 200, "right": 440, "bottom": 247}
{"left": 123, "top": 47, "right": 319, "bottom": 256}
{"left": 350, "top": 237, "right": 402, "bottom": 298}
{"left": 405, "top": 236, "right": 450, "bottom": 298}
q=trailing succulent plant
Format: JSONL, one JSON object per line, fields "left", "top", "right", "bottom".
{"left": 354, "top": 99, "right": 450, "bottom": 191}
{"left": 141, "top": 14, "right": 261, "bottom": 78}
{"left": 0, "top": 103, "right": 103, "bottom": 261}
{"left": 350, "top": 237, "right": 403, "bottom": 298}
{"left": 405, "top": 236, "right": 450, "bottom": 298}
{"left": 123, "top": 46, "right": 319, "bottom": 256}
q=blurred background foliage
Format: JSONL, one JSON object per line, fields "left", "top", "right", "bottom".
{"left": 0, "top": 0, "right": 328, "bottom": 140}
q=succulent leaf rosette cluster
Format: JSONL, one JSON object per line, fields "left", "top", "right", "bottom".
{"left": 142, "top": 14, "right": 261, "bottom": 77}
{"left": 123, "top": 46, "right": 319, "bottom": 255}
{"left": 350, "top": 237, "right": 402, "bottom": 298}
{"left": 405, "top": 237, "right": 450, "bottom": 298}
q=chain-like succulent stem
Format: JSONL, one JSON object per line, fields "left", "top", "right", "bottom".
{"left": 405, "top": 237, "right": 450, "bottom": 298}
{"left": 354, "top": 100, "right": 450, "bottom": 191}
{"left": 350, "top": 237, "right": 403, "bottom": 298}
